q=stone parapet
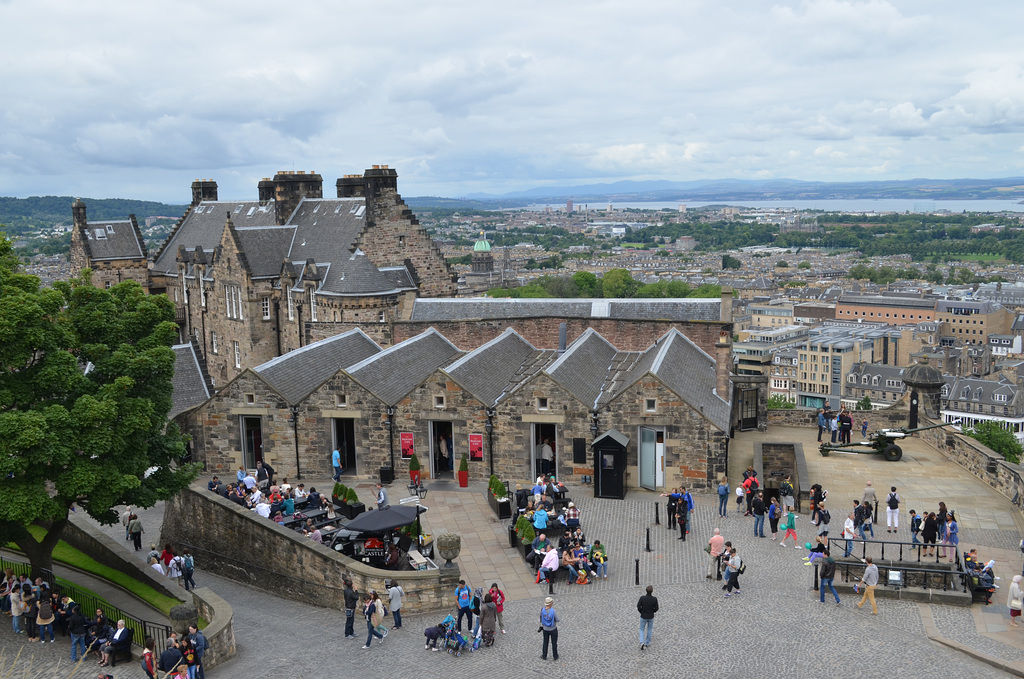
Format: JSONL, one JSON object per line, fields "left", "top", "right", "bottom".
{"left": 160, "top": 486, "right": 461, "bottom": 615}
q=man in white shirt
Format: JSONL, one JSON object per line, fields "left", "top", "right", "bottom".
{"left": 254, "top": 501, "right": 271, "bottom": 519}
{"left": 294, "top": 484, "right": 308, "bottom": 499}
{"left": 843, "top": 512, "right": 856, "bottom": 557}
{"left": 539, "top": 440, "right": 554, "bottom": 475}
{"left": 242, "top": 474, "right": 257, "bottom": 491}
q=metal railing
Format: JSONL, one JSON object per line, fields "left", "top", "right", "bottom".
{"left": 820, "top": 540, "right": 968, "bottom": 594}
{"left": 826, "top": 536, "right": 957, "bottom": 564}
{"left": 1, "top": 555, "right": 171, "bottom": 649}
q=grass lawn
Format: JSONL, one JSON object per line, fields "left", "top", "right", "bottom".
{"left": 12, "top": 525, "right": 182, "bottom": 616}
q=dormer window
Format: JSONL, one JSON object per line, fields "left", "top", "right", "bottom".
{"left": 105, "top": 224, "right": 114, "bottom": 234}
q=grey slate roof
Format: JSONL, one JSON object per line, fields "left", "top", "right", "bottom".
{"left": 408, "top": 298, "right": 722, "bottom": 322}
{"left": 347, "top": 329, "right": 463, "bottom": 405}
{"left": 317, "top": 249, "right": 410, "bottom": 296}
{"left": 444, "top": 328, "right": 547, "bottom": 406}
{"left": 546, "top": 329, "right": 619, "bottom": 408}
{"left": 378, "top": 266, "right": 417, "bottom": 290}
{"left": 234, "top": 227, "right": 297, "bottom": 278}
{"left": 593, "top": 428, "right": 630, "bottom": 448}
{"left": 604, "top": 328, "right": 731, "bottom": 431}
{"left": 253, "top": 328, "right": 381, "bottom": 404}
{"left": 942, "top": 375, "right": 1018, "bottom": 408}
{"left": 82, "top": 219, "right": 145, "bottom": 261}
{"left": 170, "top": 343, "right": 211, "bottom": 418}
{"left": 155, "top": 201, "right": 276, "bottom": 274}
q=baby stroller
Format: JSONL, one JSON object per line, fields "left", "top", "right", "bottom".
{"left": 443, "top": 625, "right": 471, "bottom": 656}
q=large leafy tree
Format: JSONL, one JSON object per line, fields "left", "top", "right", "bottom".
{"left": 0, "top": 236, "right": 198, "bottom": 575}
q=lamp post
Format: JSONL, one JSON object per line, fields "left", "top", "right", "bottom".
{"left": 385, "top": 406, "right": 395, "bottom": 471}
{"left": 590, "top": 412, "right": 599, "bottom": 438}
{"left": 485, "top": 408, "right": 496, "bottom": 477}
{"left": 290, "top": 405, "right": 301, "bottom": 479}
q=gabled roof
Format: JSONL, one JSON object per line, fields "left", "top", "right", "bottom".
{"left": 284, "top": 198, "right": 375, "bottom": 295}
{"left": 155, "top": 201, "right": 276, "bottom": 274}
{"left": 593, "top": 428, "right": 629, "bottom": 448}
{"left": 347, "top": 329, "right": 462, "bottom": 405}
{"left": 253, "top": 328, "right": 381, "bottom": 404}
{"left": 170, "top": 343, "right": 211, "bottom": 418}
{"left": 546, "top": 329, "right": 619, "bottom": 408}
{"left": 604, "top": 328, "right": 732, "bottom": 431}
{"left": 445, "top": 328, "right": 551, "bottom": 406}
{"left": 234, "top": 226, "right": 298, "bottom": 278}
{"left": 81, "top": 218, "right": 146, "bottom": 261}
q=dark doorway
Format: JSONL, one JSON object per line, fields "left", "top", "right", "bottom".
{"left": 531, "top": 423, "right": 557, "bottom": 479}
{"left": 241, "top": 416, "right": 263, "bottom": 468}
{"left": 740, "top": 389, "right": 759, "bottom": 431}
{"left": 333, "top": 418, "right": 357, "bottom": 476}
{"left": 429, "top": 421, "right": 454, "bottom": 479}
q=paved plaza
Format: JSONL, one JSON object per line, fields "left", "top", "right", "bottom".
{"left": 2, "top": 423, "right": 1023, "bottom": 677}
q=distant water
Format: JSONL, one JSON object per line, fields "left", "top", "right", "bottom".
{"left": 524, "top": 199, "right": 1024, "bottom": 213}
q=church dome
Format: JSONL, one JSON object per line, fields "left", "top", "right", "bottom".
{"left": 473, "top": 238, "right": 491, "bottom": 252}
{"left": 903, "top": 356, "right": 944, "bottom": 390}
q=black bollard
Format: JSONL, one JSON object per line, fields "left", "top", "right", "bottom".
{"left": 655, "top": 502, "right": 660, "bottom": 525}
{"left": 548, "top": 578, "right": 555, "bottom": 595}
{"left": 645, "top": 527, "right": 651, "bottom": 552}
{"left": 813, "top": 563, "right": 819, "bottom": 591}
{"left": 635, "top": 558, "right": 640, "bottom": 586}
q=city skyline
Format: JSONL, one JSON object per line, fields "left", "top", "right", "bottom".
{"left": 2, "top": 1, "right": 1023, "bottom": 202}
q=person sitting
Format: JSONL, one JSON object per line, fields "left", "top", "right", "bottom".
{"left": 228, "top": 485, "right": 246, "bottom": 505}
{"left": 526, "top": 533, "right": 550, "bottom": 569}
{"left": 538, "top": 494, "right": 553, "bottom": 512}
{"left": 966, "top": 549, "right": 997, "bottom": 588}
{"left": 559, "top": 547, "right": 579, "bottom": 583}
{"left": 282, "top": 493, "right": 295, "bottom": 516}
{"left": 86, "top": 616, "right": 113, "bottom": 657}
{"left": 523, "top": 500, "right": 536, "bottom": 520}
{"left": 531, "top": 479, "right": 545, "bottom": 505}
{"left": 98, "top": 619, "right": 129, "bottom": 667}
{"left": 558, "top": 530, "right": 573, "bottom": 552}
{"left": 253, "top": 499, "right": 272, "bottom": 518}
{"left": 537, "top": 546, "right": 559, "bottom": 583}
{"left": 306, "top": 487, "right": 320, "bottom": 507}
{"left": 589, "top": 540, "right": 608, "bottom": 579}
{"left": 564, "top": 502, "right": 580, "bottom": 528}
{"left": 532, "top": 507, "right": 549, "bottom": 530}
{"left": 272, "top": 511, "right": 285, "bottom": 524}
{"left": 206, "top": 476, "right": 220, "bottom": 492}
{"left": 570, "top": 526, "right": 586, "bottom": 545}
{"left": 294, "top": 483, "right": 308, "bottom": 500}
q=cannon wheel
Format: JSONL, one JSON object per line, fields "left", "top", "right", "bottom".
{"left": 883, "top": 443, "right": 903, "bottom": 461}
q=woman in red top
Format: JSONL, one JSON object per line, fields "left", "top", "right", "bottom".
{"left": 141, "top": 638, "right": 156, "bottom": 679}
{"left": 488, "top": 583, "right": 506, "bottom": 634}
{"left": 160, "top": 543, "right": 175, "bottom": 568}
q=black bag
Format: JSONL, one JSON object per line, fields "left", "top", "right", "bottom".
{"left": 887, "top": 493, "right": 899, "bottom": 509}
{"left": 738, "top": 562, "right": 747, "bottom": 575}
{"left": 819, "top": 509, "right": 831, "bottom": 525}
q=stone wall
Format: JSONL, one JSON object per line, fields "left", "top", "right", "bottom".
{"left": 160, "top": 486, "right": 462, "bottom": 614}
{"left": 393, "top": 318, "right": 727, "bottom": 355}
{"left": 767, "top": 407, "right": 910, "bottom": 431}
{"left": 62, "top": 513, "right": 237, "bottom": 668}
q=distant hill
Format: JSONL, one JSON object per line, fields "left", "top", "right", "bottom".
{"left": 425, "top": 177, "right": 1024, "bottom": 207}
{"left": 0, "top": 196, "right": 186, "bottom": 236}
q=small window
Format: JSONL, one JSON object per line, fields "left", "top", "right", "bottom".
{"left": 434, "top": 395, "right": 445, "bottom": 408}
{"left": 287, "top": 287, "right": 294, "bottom": 321}
{"left": 645, "top": 399, "right": 657, "bottom": 413}
{"left": 233, "top": 341, "right": 241, "bottom": 369}
{"left": 211, "top": 332, "right": 218, "bottom": 354}
{"left": 336, "top": 394, "right": 348, "bottom": 407}
{"left": 262, "top": 297, "right": 271, "bottom": 320}
{"left": 399, "top": 235, "right": 405, "bottom": 247}
{"left": 309, "top": 289, "right": 318, "bottom": 322}
{"left": 379, "top": 310, "right": 387, "bottom": 323}
{"left": 536, "top": 397, "right": 549, "bottom": 411}
{"left": 245, "top": 393, "right": 256, "bottom": 405}
{"left": 104, "top": 280, "right": 111, "bottom": 289}
{"left": 105, "top": 224, "right": 114, "bottom": 233}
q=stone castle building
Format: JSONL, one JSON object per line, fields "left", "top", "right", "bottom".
{"left": 69, "top": 200, "right": 149, "bottom": 289}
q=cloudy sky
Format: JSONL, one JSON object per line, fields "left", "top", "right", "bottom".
{"left": 2, "top": 0, "right": 1023, "bottom": 202}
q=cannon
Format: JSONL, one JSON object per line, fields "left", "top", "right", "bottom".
{"left": 819, "top": 421, "right": 954, "bottom": 461}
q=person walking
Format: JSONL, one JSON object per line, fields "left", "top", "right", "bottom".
{"left": 717, "top": 477, "right": 730, "bottom": 519}
{"left": 1008, "top": 575, "right": 1023, "bottom": 628}
{"left": 856, "top": 556, "right": 879, "bottom": 615}
{"left": 908, "top": 510, "right": 922, "bottom": 545}
{"left": 818, "top": 549, "right": 840, "bottom": 605}
{"left": 861, "top": 419, "right": 869, "bottom": 438}
{"left": 780, "top": 476, "right": 795, "bottom": 515}
{"left": 539, "top": 597, "right": 559, "bottom": 661}
{"left": 67, "top": 605, "right": 88, "bottom": 661}
{"left": 188, "top": 624, "right": 207, "bottom": 679}
{"left": 862, "top": 481, "right": 878, "bottom": 533}
{"left": 944, "top": 511, "right": 959, "bottom": 562}
{"left": 768, "top": 498, "right": 781, "bottom": 540}
{"left": 752, "top": 491, "right": 766, "bottom": 538}
{"left": 478, "top": 592, "right": 497, "bottom": 645}
{"left": 375, "top": 483, "right": 389, "bottom": 510}
{"left": 676, "top": 487, "right": 694, "bottom": 541}
{"left": 937, "top": 501, "right": 949, "bottom": 558}
{"left": 779, "top": 506, "right": 799, "bottom": 548}
{"left": 343, "top": 577, "right": 359, "bottom": 639}
{"left": 817, "top": 408, "right": 826, "bottom": 442}
{"left": 361, "top": 593, "right": 385, "bottom": 649}
{"left": 636, "top": 585, "right": 658, "bottom": 650}
{"left": 127, "top": 514, "right": 144, "bottom": 551}
{"left": 724, "top": 548, "right": 742, "bottom": 596}
{"left": 387, "top": 579, "right": 405, "bottom": 630}
{"left": 921, "top": 512, "right": 939, "bottom": 556}
{"left": 842, "top": 512, "right": 856, "bottom": 557}
{"left": 331, "top": 449, "right": 343, "bottom": 482}
{"left": 885, "top": 486, "right": 901, "bottom": 533}
{"left": 707, "top": 528, "right": 725, "bottom": 579}
{"left": 857, "top": 501, "right": 874, "bottom": 540}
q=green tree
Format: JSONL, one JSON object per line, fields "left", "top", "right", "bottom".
{"left": 722, "top": 254, "right": 741, "bottom": 270}
{"left": 775, "top": 260, "right": 790, "bottom": 268}
{"left": 572, "top": 271, "right": 599, "bottom": 297}
{"left": 966, "top": 421, "right": 1022, "bottom": 464}
{"left": 767, "top": 394, "right": 795, "bottom": 410}
{"left": 601, "top": 269, "right": 640, "bottom": 298}
{"left": 798, "top": 261, "right": 811, "bottom": 270}
{"left": 0, "top": 238, "right": 198, "bottom": 575}
{"left": 855, "top": 395, "right": 873, "bottom": 411}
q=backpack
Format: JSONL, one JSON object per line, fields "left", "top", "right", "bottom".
{"left": 887, "top": 493, "right": 899, "bottom": 509}
{"left": 718, "top": 484, "right": 728, "bottom": 496}
{"left": 819, "top": 508, "right": 831, "bottom": 525}
{"left": 184, "top": 555, "right": 194, "bottom": 572}
{"left": 780, "top": 481, "right": 793, "bottom": 497}
{"left": 749, "top": 477, "right": 759, "bottom": 491}
{"left": 38, "top": 598, "right": 52, "bottom": 619}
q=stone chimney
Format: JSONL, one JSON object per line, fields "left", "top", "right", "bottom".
{"left": 715, "top": 330, "right": 732, "bottom": 400}
{"left": 336, "top": 175, "right": 365, "bottom": 198}
{"left": 273, "top": 171, "right": 323, "bottom": 225}
{"left": 257, "top": 178, "right": 275, "bottom": 205}
{"left": 191, "top": 179, "right": 218, "bottom": 206}
{"left": 720, "top": 286, "right": 733, "bottom": 324}
{"left": 71, "top": 198, "right": 87, "bottom": 229}
{"left": 363, "top": 165, "right": 398, "bottom": 198}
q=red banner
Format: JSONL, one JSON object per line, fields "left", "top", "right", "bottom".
{"left": 469, "top": 433, "right": 483, "bottom": 461}
{"left": 400, "top": 432, "right": 414, "bottom": 459}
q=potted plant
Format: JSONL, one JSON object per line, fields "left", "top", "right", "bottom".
{"left": 342, "top": 486, "right": 365, "bottom": 519}
{"left": 457, "top": 453, "right": 469, "bottom": 487}
{"left": 408, "top": 452, "right": 421, "bottom": 484}
{"left": 485, "top": 475, "right": 512, "bottom": 519}
{"left": 333, "top": 482, "right": 348, "bottom": 508}
{"left": 518, "top": 522, "right": 535, "bottom": 561}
